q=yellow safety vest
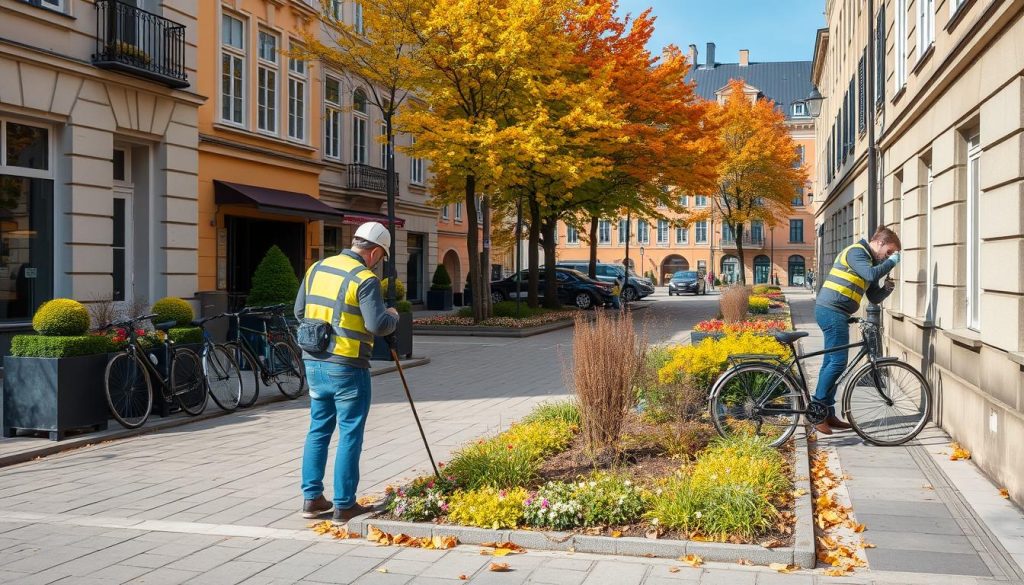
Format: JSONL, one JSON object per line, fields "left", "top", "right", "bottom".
{"left": 822, "top": 242, "right": 871, "bottom": 305}
{"left": 301, "top": 253, "right": 378, "bottom": 361}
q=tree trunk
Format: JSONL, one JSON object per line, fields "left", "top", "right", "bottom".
{"left": 527, "top": 194, "right": 541, "bottom": 308}
{"left": 542, "top": 217, "right": 560, "bottom": 309}
{"left": 465, "top": 176, "right": 483, "bottom": 322}
{"left": 735, "top": 222, "right": 747, "bottom": 285}
{"left": 481, "top": 193, "right": 493, "bottom": 318}
{"left": 587, "top": 214, "right": 598, "bottom": 279}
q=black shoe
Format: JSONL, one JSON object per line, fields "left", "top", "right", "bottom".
{"left": 332, "top": 503, "right": 373, "bottom": 524}
{"left": 302, "top": 495, "right": 334, "bottom": 519}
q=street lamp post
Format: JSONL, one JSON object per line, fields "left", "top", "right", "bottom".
{"left": 640, "top": 246, "right": 645, "bottom": 282}
{"left": 770, "top": 226, "right": 776, "bottom": 285}
{"left": 515, "top": 192, "right": 523, "bottom": 318}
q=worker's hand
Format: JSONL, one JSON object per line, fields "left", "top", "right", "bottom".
{"left": 385, "top": 333, "right": 398, "bottom": 351}
{"left": 889, "top": 251, "right": 901, "bottom": 265}
{"left": 884, "top": 278, "right": 896, "bottom": 293}
{"left": 386, "top": 307, "right": 399, "bottom": 317}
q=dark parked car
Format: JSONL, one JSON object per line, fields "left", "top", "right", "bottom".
{"left": 667, "top": 270, "right": 706, "bottom": 296}
{"left": 555, "top": 262, "right": 655, "bottom": 301}
{"left": 490, "top": 268, "right": 614, "bottom": 309}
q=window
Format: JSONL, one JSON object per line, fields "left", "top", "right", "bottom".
{"left": 695, "top": 195, "right": 708, "bottom": 207}
{"left": 950, "top": 0, "right": 967, "bottom": 16}
{"left": 324, "top": 76, "right": 342, "bottom": 160}
{"left": 675, "top": 225, "right": 688, "bottom": 244}
{"left": 789, "top": 219, "right": 804, "bottom": 243}
{"left": 288, "top": 46, "right": 306, "bottom": 141}
{"left": 0, "top": 119, "right": 55, "bottom": 321}
{"left": 566, "top": 225, "right": 579, "bottom": 245}
{"left": 441, "top": 205, "right": 448, "bottom": 220}
{"left": 792, "top": 187, "right": 804, "bottom": 206}
{"left": 792, "top": 102, "right": 807, "bottom": 117}
{"left": 257, "top": 31, "right": 278, "bottom": 133}
{"left": 679, "top": 195, "right": 688, "bottom": 207}
{"left": 657, "top": 219, "right": 669, "bottom": 244}
{"left": 637, "top": 220, "right": 649, "bottom": 245}
{"left": 895, "top": 0, "right": 907, "bottom": 88}
{"left": 352, "top": 89, "right": 368, "bottom": 163}
{"left": 917, "top": 0, "right": 934, "bottom": 57}
{"left": 795, "top": 145, "right": 805, "bottom": 167}
{"left": 751, "top": 220, "right": 764, "bottom": 244}
{"left": 966, "top": 134, "right": 981, "bottom": 330}
{"left": 220, "top": 14, "right": 245, "bottom": 125}
{"left": 328, "top": 0, "right": 342, "bottom": 20}
{"left": 722, "top": 223, "right": 734, "bottom": 242}
{"left": 618, "top": 218, "right": 628, "bottom": 244}
{"left": 454, "top": 201, "right": 462, "bottom": 221}
{"left": 598, "top": 219, "right": 611, "bottom": 244}
{"left": 354, "top": 1, "right": 364, "bottom": 34}
{"left": 410, "top": 136, "right": 424, "bottom": 184}
{"left": 695, "top": 220, "right": 708, "bottom": 244}
{"left": 27, "top": 0, "right": 65, "bottom": 12}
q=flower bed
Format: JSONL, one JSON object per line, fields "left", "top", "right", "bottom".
{"left": 694, "top": 318, "right": 790, "bottom": 334}
{"left": 413, "top": 311, "right": 577, "bottom": 329}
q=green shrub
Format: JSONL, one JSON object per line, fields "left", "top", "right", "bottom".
{"left": 380, "top": 278, "right": 406, "bottom": 301}
{"left": 444, "top": 419, "right": 577, "bottom": 490}
{"left": 32, "top": 299, "right": 90, "bottom": 336}
{"left": 752, "top": 285, "right": 782, "bottom": 295}
{"left": 523, "top": 473, "right": 647, "bottom": 530}
{"left": 523, "top": 481, "right": 582, "bottom": 529}
{"left": 748, "top": 297, "right": 770, "bottom": 314}
{"left": 152, "top": 297, "right": 194, "bottom": 327}
{"left": 168, "top": 326, "right": 202, "bottom": 344}
{"left": 431, "top": 265, "right": 452, "bottom": 290}
{"left": 447, "top": 487, "right": 528, "bottom": 529}
{"left": 384, "top": 475, "right": 458, "bottom": 522}
{"left": 691, "top": 435, "right": 789, "bottom": 500}
{"left": 246, "top": 245, "right": 299, "bottom": 307}
{"left": 523, "top": 400, "right": 581, "bottom": 427}
{"left": 396, "top": 300, "right": 413, "bottom": 313}
{"left": 658, "top": 334, "right": 791, "bottom": 390}
{"left": 11, "top": 334, "right": 117, "bottom": 358}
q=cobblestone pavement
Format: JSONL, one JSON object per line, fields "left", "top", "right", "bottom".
{"left": 0, "top": 290, "right": 1021, "bottom": 584}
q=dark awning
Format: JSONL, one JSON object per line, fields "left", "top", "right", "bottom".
{"left": 338, "top": 209, "right": 406, "bottom": 228}
{"left": 214, "top": 180, "right": 342, "bottom": 221}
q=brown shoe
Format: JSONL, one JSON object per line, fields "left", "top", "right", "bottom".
{"left": 814, "top": 422, "right": 833, "bottom": 435}
{"left": 301, "top": 495, "right": 334, "bottom": 519}
{"left": 826, "top": 415, "right": 853, "bottom": 430}
{"left": 332, "top": 503, "right": 374, "bottom": 524}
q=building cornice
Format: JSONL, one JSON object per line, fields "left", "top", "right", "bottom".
{"left": 199, "top": 134, "right": 326, "bottom": 171}
{"left": 810, "top": 28, "right": 829, "bottom": 87}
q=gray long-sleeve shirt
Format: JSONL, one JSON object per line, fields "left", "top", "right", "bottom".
{"left": 816, "top": 239, "right": 898, "bottom": 315}
{"left": 294, "top": 250, "right": 399, "bottom": 368}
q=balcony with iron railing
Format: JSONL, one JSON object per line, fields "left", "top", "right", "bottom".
{"left": 720, "top": 232, "right": 765, "bottom": 248}
{"left": 347, "top": 164, "right": 397, "bottom": 194}
{"left": 92, "top": 0, "right": 189, "bottom": 89}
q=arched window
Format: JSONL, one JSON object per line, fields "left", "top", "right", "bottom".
{"left": 721, "top": 255, "right": 740, "bottom": 284}
{"left": 788, "top": 255, "right": 806, "bottom": 286}
{"left": 352, "top": 89, "right": 368, "bottom": 163}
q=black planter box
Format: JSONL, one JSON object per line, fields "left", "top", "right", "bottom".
{"left": 2, "top": 355, "right": 110, "bottom": 441}
{"left": 453, "top": 292, "right": 464, "bottom": 306}
{"left": 372, "top": 312, "right": 413, "bottom": 361}
{"left": 426, "top": 289, "right": 453, "bottom": 311}
{"left": 145, "top": 342, "right": 203, "bottom": 417}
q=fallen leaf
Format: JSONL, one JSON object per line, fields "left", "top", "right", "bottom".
{"left": 610, "top": 530, "right": 622, "bottom": 538}
{"left": 760, "top": 538, "right": 784, "bottom": 549}
{"left": 852, "top": 523, "right": 866, "bottom": 533}
{"left": 489, "top": 548, "right": 513, "bottom": 557}
{"left": 489, "top": 562, "right": 511, "bottom": 572}
{"left": 999, "top": 488, "right": 1010, "bottom": 498}
{"left": 680, "top": 554, "right": 703, "bottom": 567}
{"left": 824, "top": 567, "right": 850, "bottom": 576}
{"left": 862, "top": 542, "right": 876, "bottom": 549}
{"left": 769, "top": 563, "right": 799, "bottom": 573}
{"left": 458, "top": 575, "right": 467, "bottom": 581}
{"left": 377, "top": 567, "right": 388, "bottom": 573}
{"left": 668, "top": 566, "right": 680, "bottom": 573}
{"left": 950, "top": 442, "right": 971, "bottom": 461}
{"left": 737, "top": 558, "right": 753, "bottom": 566}
{"left": 645, "top": 527, "right": 660, "bottom": 540}
{"left": 357, "top": 495, "right": 380, "bottom": 506}
{"left": 922, "top": 484, "right": 934, "bottom": 490}
{"left": 480, "top": 541, "right": 525, "bottom": 555}
{"left": 792, "top": 488, "right": 808, "bottom": 497}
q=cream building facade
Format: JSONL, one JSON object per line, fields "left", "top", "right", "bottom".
{"left": 0, "top": 0, "right": 202, "bottom": 354}
{"left": 812, "top": 0, "right": 1024, "bottom": 502}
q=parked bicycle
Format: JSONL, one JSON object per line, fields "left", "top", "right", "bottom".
{"left": 708, "top": 317, "right": 931, "bottom": 447}
{"left": 103, "top": 314, "right": 208, "bottom": 429}
{"left": 193, "top": 314, "right": 243, "bottom": 411}
{"left": 221, "top": 306, "right": 306, "bottom": 406}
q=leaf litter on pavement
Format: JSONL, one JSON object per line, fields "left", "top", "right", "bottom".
{"left": 810, "top": 447, "right": 868, "bottom": 577}
{"left": 309, "top": 522, "right": 458, "bottom": 551}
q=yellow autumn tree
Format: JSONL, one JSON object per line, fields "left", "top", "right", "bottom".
{"left": 697, "top": 79, "right": 808, "bottom": 285}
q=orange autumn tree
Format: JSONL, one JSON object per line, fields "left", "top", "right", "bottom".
{"left": 697, "top": 79, "right": 807, "bottom": 285}
{"left": 569, "top": 0, "right": 719, "bottom": 279}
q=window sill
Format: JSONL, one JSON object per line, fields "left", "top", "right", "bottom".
{"left": 905, "top": 315, "right": 935, "bottom": 328}
{"left": 213, "top": 122, "right": 317, "bottom": 152}
{"left": 1007, "top": 352, "right": 1024, "bottom": 368}
{"left": 945, "top": 0, "right": 975, "bottom": 32}
{"left": 944, "top": 327, "right": 983, "bottom": 350}
{"left": 890, "top": 85, "right": 907, "bottom": 105}
{"left": 912, "top": 44, "right": 935, "bottom": 75}
{"left": 888, "top": 310, "right": 905, "bottom": 320}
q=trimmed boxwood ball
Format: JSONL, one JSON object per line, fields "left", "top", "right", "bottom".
{"left": 431, "top": 265, "right": 452, "bottom": 290}
{"left": 32, "top": 299, "right": 91, "bottom": 336}
{"left": 395, "top": 300, "right": 413, "bottom": 313}
{"left": 380, "top": 278, "right": 406, "bottom": 301}
{"left": 246, "top": 245, "right": 300, "bottom": 306}
{"left": 11, "top": 334, "right": 117, "bottom": 358}
{"left": 168, "top": 326, "right": 202, "bottom": 344}
{"left": 152, "top": 297, "right": 194, "bottom": 327}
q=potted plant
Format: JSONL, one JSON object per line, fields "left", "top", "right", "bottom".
{"left": 373, "top": 279, "right": 413, "bottom": 360}
{"left": 2, "top": 299, "right": 117, "bottom": 440}
{"left": 426, "top": 265, "right": 454, "bottom": 310}
{"left": 146, "top": 296, "right": 201, "bottom": 372}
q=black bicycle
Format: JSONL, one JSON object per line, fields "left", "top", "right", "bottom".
{"left": 708, "top": 317, "right": 931, "bottom": 447}
{"left": 103, "top": 314, "right": 208, "bottom": 429}
{"left": 220, "top": 307, "right": 305, "bottom": 405}
{"left": 194, "top": 314, "right": 243, "bottom": 411}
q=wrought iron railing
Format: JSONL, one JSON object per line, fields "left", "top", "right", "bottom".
{"left": 92, "top": 0, "right": 188, "bottom": 88}
{"left": 347, "top": 164, "right": 397, "bottom": 194}
{"left": 720, "top": 233, "right": 765, "bottom": 248}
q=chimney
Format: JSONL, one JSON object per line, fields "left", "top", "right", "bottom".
{"left": 705, "top": 42, "right": 716, "bottom": 69}
{"left": 739, "top": 49, "right": 749, "bottom": 67}
{"left": 688, "top": 44, "right": 698, "bottom": 67}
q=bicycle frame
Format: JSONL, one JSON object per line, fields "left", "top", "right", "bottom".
{"left": 227, "top": 312, "right": 291, "bottom": 380}
{"left": 121, "top": 329, "right": 176, "bottom": 398}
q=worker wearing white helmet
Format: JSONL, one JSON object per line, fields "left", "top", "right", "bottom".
{"left": 294, "top": 221, "right": 398, "bottom": 524}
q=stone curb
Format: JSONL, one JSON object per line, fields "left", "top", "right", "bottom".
{"left": 349, "top": 429, "right": 815, "bottom": 565}
{"left": 413, "top": 302, "right": 652, "bottom": 338}
{"left": 0, "top": 357, "right": 431, "bottom": 469}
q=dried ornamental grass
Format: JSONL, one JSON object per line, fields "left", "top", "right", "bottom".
{"left": 571, "top": 311, "right": 647, "bottom": 453}
{"left": 720, "top": 285, "right": 751, "bottom": 322}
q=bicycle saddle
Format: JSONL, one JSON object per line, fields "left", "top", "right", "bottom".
{"left": 772, "top": 331, "right": 809, "bottom": 344}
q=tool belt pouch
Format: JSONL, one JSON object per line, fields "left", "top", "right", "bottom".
{"left": 296, "top": 318, "right": 332, "bottom": 353}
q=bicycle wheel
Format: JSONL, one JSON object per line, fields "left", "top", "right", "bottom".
{"left": 270, "top": 341, "right": 306, "bottom": 399}
{"left": 105, "top": 351, "right": 153, "bottom": 429}
{"left": 170, "top": 348, "right": 207, "bottom": 415}
{"left": 709, "top": 363, "right": 803, "bottom": 447}
{"left": 223, "top": 342, "right": 260, "bottom": 407}
{"left": 203, "top": 344, "right": 242, "bottom": 411}
{"left": 842, "top": 360, "right": 930, "bottom": 446}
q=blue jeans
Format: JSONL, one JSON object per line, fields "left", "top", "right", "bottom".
{"left": 814, "top": 305, "right": 850, "bottom": 415}
{"left": 301, "top": 361, "right": 371, "bottom": 508}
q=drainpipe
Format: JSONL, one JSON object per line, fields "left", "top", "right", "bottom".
{"left": 865, "top": 0, "right": 881, "bottom": 327}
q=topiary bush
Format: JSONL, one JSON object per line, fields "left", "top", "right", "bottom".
{"left": 380, "top": 277, "right": 406, "bottom": 301}
{"left": 395, "top": 300, "right": 413, "bottom": 313}
{"left": 32, "top": 299, "right": 91, "bottom": 336}
{"left": 152, "top": 297, "right": 194, "bottom": 327}
{"left": 168, "top": 327, "right": 202, "bottom": 344}
{"left": 11, "top": 334, "right": 117, "bottom": 358}
{"left": 246, "top": 245, "right": 299, "bottom": 307}
{"left": 431, "top": 265, "right": 452, "bottom": 290}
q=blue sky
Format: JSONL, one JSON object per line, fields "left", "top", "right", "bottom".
{"left": 616, "top": 0, "right": 826, "bottom": 64}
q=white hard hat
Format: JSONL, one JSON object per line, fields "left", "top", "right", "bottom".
{"left": 354, "top": 221, "right": 391, "bottom": 258}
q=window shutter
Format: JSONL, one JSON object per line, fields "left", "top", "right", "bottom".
{"left": 858, "top": 53, "right": 866, "bottom": 133}
{"left": 876, "top": 4, "right": 886, "bottom": 106}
